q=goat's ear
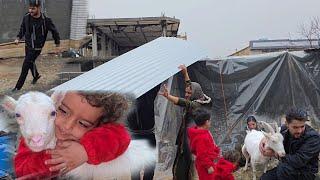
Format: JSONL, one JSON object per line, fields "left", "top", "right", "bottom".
{"left": 0, "top": 95, "right": 17, "bottom": 113}
{"left": 51, "top": 91, "right": 66, "bottom": 108}
{"left": 275, "top": 123, "right": 280, "bottom": 133}
{"left": 262, "top": 131, "right": 272, "bottom": 139}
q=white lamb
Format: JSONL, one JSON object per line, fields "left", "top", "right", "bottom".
{"left": 1, "top": 91, "right": 156, "bottom": 180}
{"left": 242, "top": 121, "right": 285, "bottom": 180}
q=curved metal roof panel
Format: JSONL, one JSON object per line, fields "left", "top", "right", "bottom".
{"left": 52, "top": 37, "right": 208, "bottom": 97}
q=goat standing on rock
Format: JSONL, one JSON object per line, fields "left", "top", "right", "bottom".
{"left": 242, "top": 121, "right": 285, "bottom": 180}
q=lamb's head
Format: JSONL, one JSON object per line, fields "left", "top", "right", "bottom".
{"left": 262, "top": 122, "right": 286, "bottom": 157}
{"left": 1, "top": 92, "right": 62, "bottom": 152}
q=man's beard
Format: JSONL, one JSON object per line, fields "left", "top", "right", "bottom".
{"left": 31, "top": 11, "right": 40, "bottom": 17}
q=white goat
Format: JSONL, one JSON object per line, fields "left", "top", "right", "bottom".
{"left": 242, "top": 121, "right": 285, "bottom": 180}
{"left": 1, "top": 91, "right": 156, "bottom": 180}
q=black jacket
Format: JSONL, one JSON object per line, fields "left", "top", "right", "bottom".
{"left": 17, "top": 13, "right": 60, "bottom": 49}
{"left": 280, "top": 124, "right": 320, "bottom": 174}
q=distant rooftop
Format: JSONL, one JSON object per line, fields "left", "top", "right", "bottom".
{"left": 250, "top": 39, "right": 320, "bottom": 50}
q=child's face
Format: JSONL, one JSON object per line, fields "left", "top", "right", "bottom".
{"left": 247, "top": 121, "right": 257, "bottom": 130}
{"left": 55, "top": 92, "right": 104, "bottom": 141}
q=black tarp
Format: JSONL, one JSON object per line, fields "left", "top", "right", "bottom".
{"left": 154, "top": 50, "right": 320, "bottom": 173}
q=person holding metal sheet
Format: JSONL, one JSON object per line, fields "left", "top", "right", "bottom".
{"left": 159, "top": 64, "right": 212, "bottom": 180}
{"left": 12, "top": 0, "right": 60, "bottom": 92}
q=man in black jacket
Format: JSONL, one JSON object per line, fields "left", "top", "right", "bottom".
{"left": 12, "top": 0, "right": 60, "bottom": 91}
{"left": 260, "top": 108, "right": 320, "bottom": 180}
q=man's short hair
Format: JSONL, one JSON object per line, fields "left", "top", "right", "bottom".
{"left": 29, "top": 0, "right": 41, "bottom": 7}
{"left": 286, "top": 108, "right": 308, "bottom": 124}
{"left": 192, "top": 108, "right": 211, "bottom": 126}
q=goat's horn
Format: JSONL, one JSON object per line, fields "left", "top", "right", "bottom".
{"left": 259, "top": 121, "right": 275, "bottom": 134}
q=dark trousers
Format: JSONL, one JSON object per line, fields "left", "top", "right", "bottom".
{"left": 15, "top": 48, "right": 41, "bottom": 90}
{"left": 260, "top": 163, "right": 316, "bottom": 180}
{"left": 173, "top": 133, "right": 192, "bottom": 180}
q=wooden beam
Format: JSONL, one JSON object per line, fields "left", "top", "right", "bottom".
{"left": 115, "top": 21, "right": 135, "bottom": 46}
{"left": 96, "top": 27, "right": 119, "bottom": 46}
{"left": 137, "top": 21, "right": 148, "bottom": 43}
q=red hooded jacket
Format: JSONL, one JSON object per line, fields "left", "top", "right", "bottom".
{"left": 188, "top": 126, "right": 235, "bottom": 180}
{"left": 14, "top": 123, "right": 131, "bottom": 179}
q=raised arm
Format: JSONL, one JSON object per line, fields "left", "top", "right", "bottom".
{"left": 178, "top": 64, "right": 191, "bottom": 84}
{"left": 158, "top": 84, "right": 179, "bottom": 104}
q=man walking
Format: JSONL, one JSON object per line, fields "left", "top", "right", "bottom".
{"left": 13, "top": 0, "right": 60, "bottom": 91}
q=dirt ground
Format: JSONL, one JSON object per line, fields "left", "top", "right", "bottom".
{"left": 0, "top": 54, "right": 68, "bottom": 97}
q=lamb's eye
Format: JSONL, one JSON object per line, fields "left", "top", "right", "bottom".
{"left": 15, "top": 113, "right": 21, "bottom": 118}
{"left": 51, "top": 111, "right": 56, "bottom": 116}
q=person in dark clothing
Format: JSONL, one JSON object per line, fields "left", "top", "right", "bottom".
{"left": 12, "top": 0, "right": 60, "bottom": 91}
{"left": 159, "top": 64, "right": 212, "bottom": 180}
{"left": 246, "top": 115, "right": 258, "bottom": 131}
{"left": 260, "top": 108, "right": 320, "bottom": 180}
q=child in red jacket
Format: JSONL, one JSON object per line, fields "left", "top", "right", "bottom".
{"left": 188, "top": 108, "right": 236, "bottom": 180}
{"left": 14, "top": 91, "right": 131, "bottom": 178}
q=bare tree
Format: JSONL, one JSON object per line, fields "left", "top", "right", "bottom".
{"left": 299, "top": 16, "right": 320, "bottom": 48}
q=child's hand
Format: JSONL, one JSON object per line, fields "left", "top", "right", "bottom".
{"left": 45, "top": 140, "right": 88, "bottom": 173}
{"left": 207, "top": 166, "right": 214, "bottom": 174}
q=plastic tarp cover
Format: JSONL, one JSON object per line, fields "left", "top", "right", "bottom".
{"left": 154, "top": 50, "right": 320, "bottom": 173}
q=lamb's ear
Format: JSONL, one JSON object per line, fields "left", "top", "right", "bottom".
{"left": 262, "top": 131, "right": 272, "bottom": 139}
{"left": 0, "top": 95, "right": 17, "bottom": 113}
{"left": 50, "top": 91, "right": 66, "bottom": 108}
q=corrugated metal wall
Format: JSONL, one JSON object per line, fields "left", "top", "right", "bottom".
{"left": 70, "top": 0, "right": 88, "bottom": 40}
{"left": 0, "top": 0, "right": 73, "bottom": 43}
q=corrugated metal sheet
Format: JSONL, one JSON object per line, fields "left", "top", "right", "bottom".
{"left": 53, "top": 37, "right": 208, "bottom": 97}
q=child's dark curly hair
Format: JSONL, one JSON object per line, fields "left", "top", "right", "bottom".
{"left": 78, "top": 91, "right": 130, "bottom": 124}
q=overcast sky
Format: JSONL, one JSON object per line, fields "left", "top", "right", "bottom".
{"left": 89, "top": 0, "right": 320, "bottom": 58}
